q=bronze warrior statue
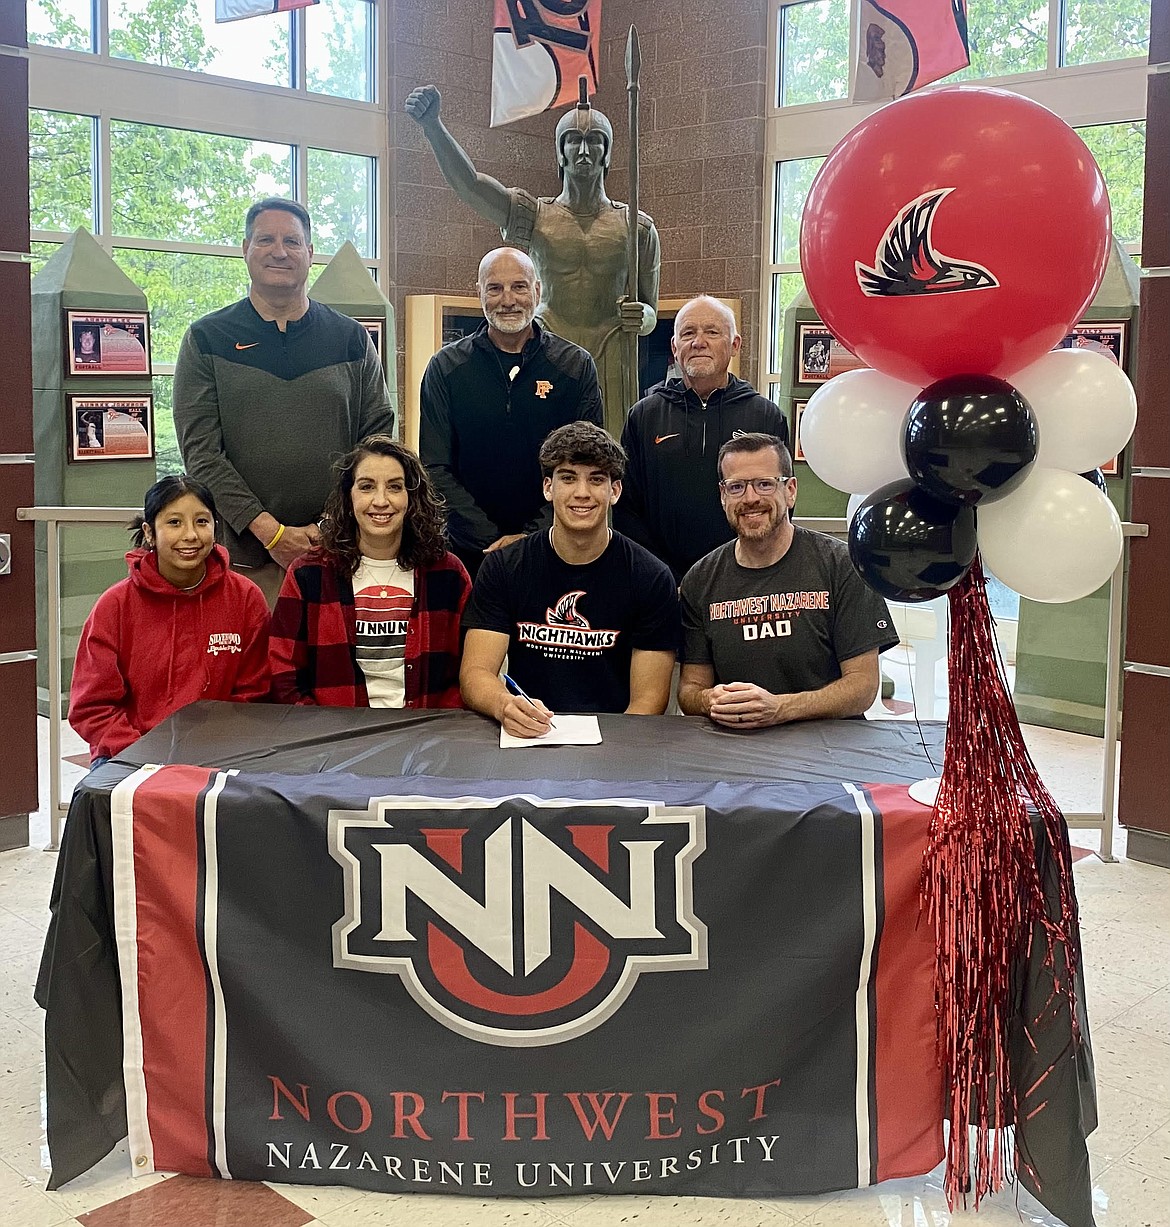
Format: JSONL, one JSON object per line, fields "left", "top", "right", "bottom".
{"left": 405, "top": 84, "right": 660, "bottom": 438}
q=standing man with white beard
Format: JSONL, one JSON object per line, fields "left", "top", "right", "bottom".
{"left": 419, "top": 246, "right": 603, "bottom": 579}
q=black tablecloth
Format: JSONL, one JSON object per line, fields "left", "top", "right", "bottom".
{"left": 35, "top": 704, "right": 1095, "bottom": 1226}
{"left": 119, "top": 702, "right": 950, "bottom": 784}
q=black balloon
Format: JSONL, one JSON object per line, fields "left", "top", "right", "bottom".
{"left": 1080, "top": 468, "right": 1109, "bottom": 494}
{"left": 903, "top": 374, "right": 1038, "bottom": 507}
{"left": 849, "top": 479, "right": 978, "bottom": 603}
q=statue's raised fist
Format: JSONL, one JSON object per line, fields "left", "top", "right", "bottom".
{"left": 404, "top": 85, "right": 441, "bottom": 126}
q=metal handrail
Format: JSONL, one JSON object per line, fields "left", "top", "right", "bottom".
{"left": 18, "top": 507, "right": 1146, "bottom": 859}
{"left": 17, "top": 506, "right": 139, "bottom": 849}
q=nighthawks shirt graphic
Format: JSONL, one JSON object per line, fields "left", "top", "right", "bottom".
{"left": 464, "top": 530, "right": 679, "bottom": 713}
{"left": 352, "top": 556, "right": 415, "bottom": 708}
{"left": 517, "top": 590, "right": 620, "bottom": 658}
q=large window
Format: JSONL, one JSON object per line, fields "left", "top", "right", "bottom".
{"left": 949, "top": 0, "right": 1049, "bottom": 82}
{"left": 27, "top": 0, "right": 93, "bottom": 52}
{"left": 109, "top": 122, "right": 293, "bottom": 245}
{"left": 769, "top": 158, "right": 822, "bottom": 377}
{"left": 308, "top": 148, "right": 377, "bottom": 257}
{"left": 776, "top": 0, "right": 849, "bottom": 107}
{"left": 307, "top": 0, "right": 375, "bottom": 101}
{"left": 29, "top": 0, "right": 378, "bottom": 98}
{"left": 112, "top": 251, "right": 248, "bottom": 364}
{"left": 765, "top": 0, "right": 1150, "bottom": 400}
{"left": 29, "top": 109, "right": 96, "bottom": 233}
{"left": 775, "top": 1, "right": 1150, "bottom": 105}
{"left": 1063, "top": 0, "right": 1150, "bottom": 66}
{"left": 109, "top": 0, "right": 291, "bottom": 86}
{"left": 1076, "top": 121, "right": 1147, "bottom": 249}
{"left": 29, "top": 0, "right": 386, "bottom": 477}
{"left": 947, "top": 1, "right": 1149, "bottom": 79}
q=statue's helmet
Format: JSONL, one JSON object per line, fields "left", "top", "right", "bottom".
{"left": 555, "top": 105, "right": 613, "bottom": 174}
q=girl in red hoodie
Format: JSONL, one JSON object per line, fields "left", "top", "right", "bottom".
{"left": 69, "top": 475, "right": 270, "bottom": 764}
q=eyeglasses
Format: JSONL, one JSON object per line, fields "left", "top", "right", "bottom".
{"left": 718, "top": 477, "right": 789, "bottom": 497}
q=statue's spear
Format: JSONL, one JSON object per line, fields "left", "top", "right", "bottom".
{"left": 624, "top": 26, "right": 642, "bottom": 415}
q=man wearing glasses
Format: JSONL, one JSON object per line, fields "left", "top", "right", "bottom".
{"left": 678, "top": 433, "right": 897, "bottom": 728}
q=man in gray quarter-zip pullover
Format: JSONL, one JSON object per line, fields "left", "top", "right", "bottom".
{"left": 174, "top": 197, "right": 394, "bottom": 604}
{"left": 419, "top": 247, "right": 603, "bottom": 580}
{"left": 615, "top": 296, "right": 789, "bottom": 583}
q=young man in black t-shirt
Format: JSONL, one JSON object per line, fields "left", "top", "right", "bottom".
{"left": 461, "top": 422, "right": 680, "bottom": 738}
{"left": 679, "top": 433, "right": 897, "bottom": 729}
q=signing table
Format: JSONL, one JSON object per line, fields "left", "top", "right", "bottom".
{"left": 36, "top": 704, "right": 1096, "bottom": 1225}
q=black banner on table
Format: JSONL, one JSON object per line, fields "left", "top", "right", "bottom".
{"left": 109, "top": 766, "right": 945, "bottom": 1198}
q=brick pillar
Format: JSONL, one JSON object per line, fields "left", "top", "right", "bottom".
{"left": 1117, "top": 0, "right": 1170, "bottom": 867}
{"left": 594, "top": 0, "right": 769, "bottom": 375}
{"left": 387, "top": 0, "right": 771, "bottom": 382}
{"left": 0, "top": 6, "right": 37, "bottom": 847}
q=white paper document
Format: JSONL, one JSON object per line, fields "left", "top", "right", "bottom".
{"left": 499, "top": 715, "right": 602, "bottom": 749}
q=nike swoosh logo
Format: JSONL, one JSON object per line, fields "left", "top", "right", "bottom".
{"left": 235, "top": 342, "right": 260, "bottom": 350}
{"left": 655, "top": 434, "right": 680, "bottom": 444}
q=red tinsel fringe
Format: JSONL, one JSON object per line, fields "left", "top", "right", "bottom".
{"left": 926, "top": 554, "right": 1082, "bottom": 1209}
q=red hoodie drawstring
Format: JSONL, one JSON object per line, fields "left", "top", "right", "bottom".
{"left": 198, "top": 590, "right": 211, "bottom": 694}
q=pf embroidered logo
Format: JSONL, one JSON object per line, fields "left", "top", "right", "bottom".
{"left": 207, "top": 632, "right": 242, "bottom": 655}
{"left": 330, "top": 795, "right": 707, "bottom": 1045}
{"left": 534, "top": 380, "right": 553, "bottom": 398}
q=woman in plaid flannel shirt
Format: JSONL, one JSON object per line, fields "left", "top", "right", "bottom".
{"left": 269, "top": 435, "right": 470, "bottom": 707}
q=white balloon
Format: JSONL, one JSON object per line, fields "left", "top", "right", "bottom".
{"left": 1010, "top": 348, "right": 1137, "bottom": 473}
{"left": 846, "top": 492, "right": 866, "bottom": 525}
{"left": 798, "top": 369, "right": 916, "bottom": 494}
{"left": 977, "top": 466, "right": 1123, "bottom": 603}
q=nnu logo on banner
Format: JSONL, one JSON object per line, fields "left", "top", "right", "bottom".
{"left": 329, "top": 795, "right": 706, "bottom": 1046}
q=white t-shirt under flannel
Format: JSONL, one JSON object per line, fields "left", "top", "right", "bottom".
{"left": 352, "top": 557, "right": 414, "bottom": 708}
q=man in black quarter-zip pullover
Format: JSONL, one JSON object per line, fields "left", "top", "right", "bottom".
{"left": 419, "top": 247, "right": 603, "bottom": 579}
{"left": 615, "top": 295, "right": 789, "bottom": 583}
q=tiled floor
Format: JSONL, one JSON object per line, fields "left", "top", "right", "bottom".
{"left": 2, "top": 658, "right": 1168, "bottom": 1227}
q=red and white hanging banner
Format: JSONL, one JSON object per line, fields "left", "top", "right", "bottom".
{"left": 491, "top": 0, "right": 602, "bottom": 127}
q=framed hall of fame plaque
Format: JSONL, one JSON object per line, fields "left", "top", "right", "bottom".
{"left": 69, "top": 395, "right": 154, "bottom": 463}
{"left": 793, "top": 399, "right": 808, "bottom": 462}
{"left": 66, "top": 310, "right": 152, "bottom": 377}
{"left": 797, "top": 323, "right": 866, "bottom": 384}
{"left": 1053, "top": 321, "right": 1127, "bottom": 366}
{"left": 356, "top": 318, "right": 384, "bottom": 359}
{"left": 797, "top": 325, "right": 832, "bottom": 382}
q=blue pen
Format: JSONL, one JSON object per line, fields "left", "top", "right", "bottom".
{"left": 503, "top": 674, "right": 556, "bottom": 729}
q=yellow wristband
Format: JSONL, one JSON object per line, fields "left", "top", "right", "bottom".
{"left": 264, "top": 523, "right": 286, "bottom": 551}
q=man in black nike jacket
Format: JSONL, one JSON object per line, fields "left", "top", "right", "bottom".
{"left": 615, "top": 295, "right": 789, "bottom": 583}
{"left": 419, "top": 246, "right": 603, "bottom": 580}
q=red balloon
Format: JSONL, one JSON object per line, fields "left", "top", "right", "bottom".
{"left": 800, "top": 87, "right": 1111, "bottom": 387}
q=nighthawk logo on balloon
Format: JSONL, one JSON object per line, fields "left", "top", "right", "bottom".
{"left": 855, "top": 189, "right": 999, "bottom": 298}
{"left": 329, "top": 795, "right": 707, "bottom": 1045}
